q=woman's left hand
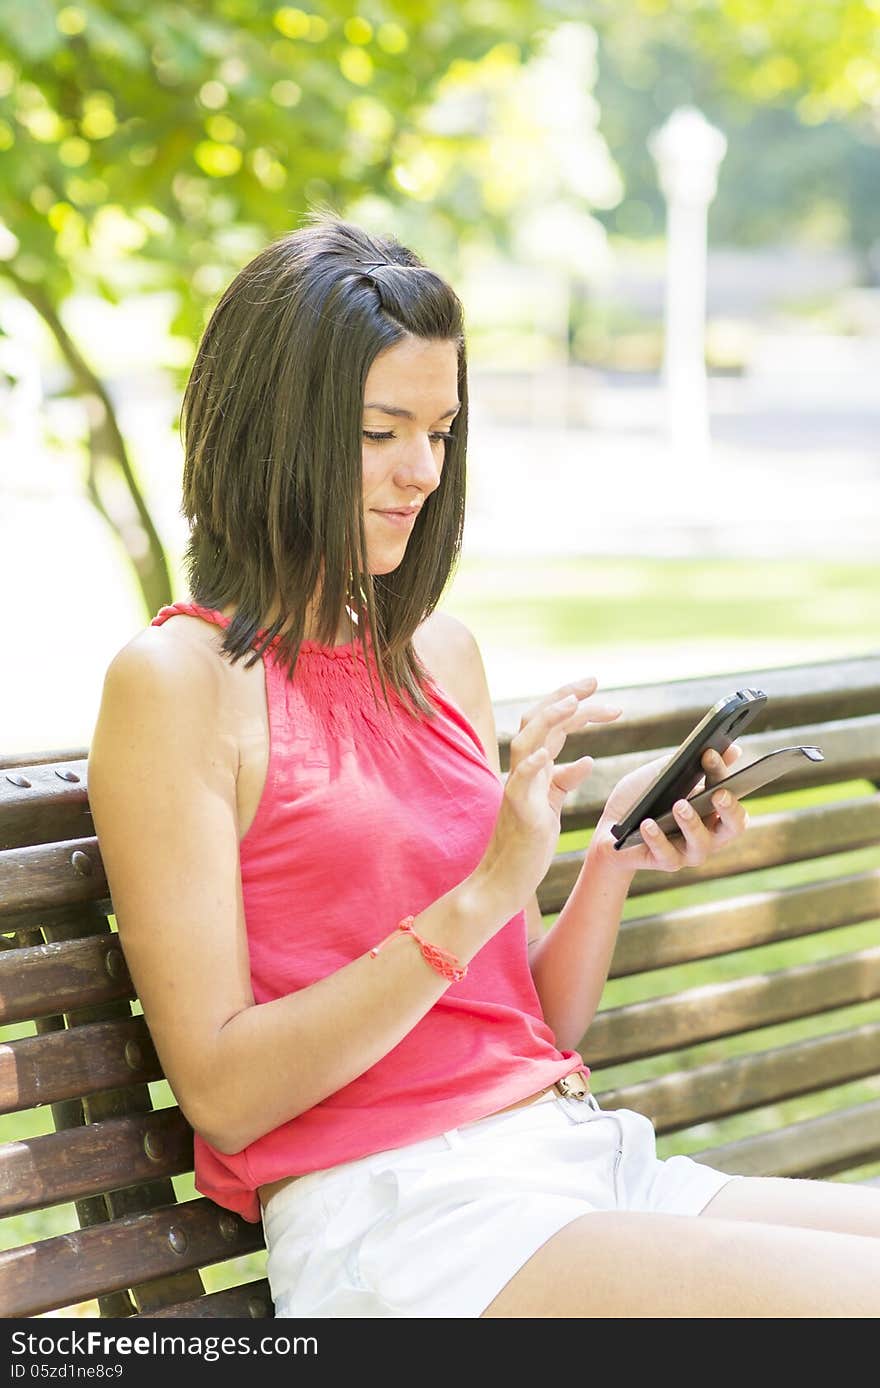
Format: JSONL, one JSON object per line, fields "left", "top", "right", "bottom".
{"left": 592, "top": 743, "right": 749, "bottom": 875}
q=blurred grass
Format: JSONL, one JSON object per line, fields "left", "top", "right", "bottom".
{"left": 3, "top": 552, "right": 879, "bottom": 1312}
{"left": 446, "top": 554, "right": 880, "bottom": 655}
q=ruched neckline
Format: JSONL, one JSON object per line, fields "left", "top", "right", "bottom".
{"left": 152, "top": 602, "right": 369, "bottom": 661}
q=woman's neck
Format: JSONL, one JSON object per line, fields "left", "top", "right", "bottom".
{"left": 220, "top": 600, "right": 357, "bottom": 648}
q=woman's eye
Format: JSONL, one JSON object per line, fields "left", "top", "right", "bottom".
{"left": 362, "top": 431, "right": 453, "bottom": 443}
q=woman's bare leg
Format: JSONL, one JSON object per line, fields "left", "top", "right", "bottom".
{"left": 699, "top": 1174, "right": 880, "bottom": 1237}
{"left": 479, "top": 1211, "right": 880, "bottom": 1317}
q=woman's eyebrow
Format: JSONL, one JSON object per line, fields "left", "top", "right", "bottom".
{"left": 363, "top": 402, "right": 460, "bottom": 420}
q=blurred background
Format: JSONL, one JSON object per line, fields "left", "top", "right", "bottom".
{"left": 1, "top": 0, "right": 878, "bottom": 752}
{"left": 2, "top": 0, "right": 879, "bottom": 1311}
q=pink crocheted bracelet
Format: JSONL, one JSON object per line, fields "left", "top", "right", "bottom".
{"left": 369, "top": 915, "right": 468, "bottom": 983}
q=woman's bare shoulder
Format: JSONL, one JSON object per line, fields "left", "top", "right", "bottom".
{"left": 107, "top": 614, "right": 230, "bottom": 699}
{"left": 413, "top": 608, "right": 479, "bottom": 679}
{"left": 95, "top": 621, "right": 234, "bottom": 771}
{"left": 413, "top": 609, "right": 493, "bottom": 739}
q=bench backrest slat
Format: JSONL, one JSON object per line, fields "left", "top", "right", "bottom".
{"left": 565, "top": 714, "right": 880, "bottom": 826}
{"left": 494, "top": 654, "right": 880, "bottom": 758}
{"left": 0, "top": 1198, "right": 263, "bottom": 1318}
{"left": 605, "top": 1025, "right": 880, "bottom": 1132}
{"left": 138, "top": 1283, "right": 273, "bottom": 1319}
{"left": 586, "top": 946, "right": 880, "bottom": 1065}
{"left": 612, "top": 870, "right": 880, "bottom": 974}
{"left": 541, "top": 794, "right": 880, "bottom": 906}
{"left": 1, "top": 1016, "right": 160, "bottom": 1113}
{"left": 0, "top": 762, "right": 92, "bottom": 852}
{"left": 2, "top": 1108, "right": 194, "bottom": 1216}
{"left": 694, "top": 1097, "right": 880, "bottom": 1180}
{"left": 0, "top": 932, "right": 133, "bottom": 1025}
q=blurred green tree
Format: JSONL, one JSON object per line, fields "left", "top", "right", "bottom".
{"left": 0, "top": 0, "right": 591, "bottom": 614}
{"left": 594, "top": 0, "right": 880, "bottom": 271}
{"left": 595, "top": 0, "right": 880, "bottom": 122}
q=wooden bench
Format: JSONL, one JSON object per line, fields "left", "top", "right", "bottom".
{"left": 2, "top": 653, "right": 879, "bottom": 1318}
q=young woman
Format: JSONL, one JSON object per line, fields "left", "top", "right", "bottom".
{"left": 88, "top": 212, "right": 880, "bottom": 1318}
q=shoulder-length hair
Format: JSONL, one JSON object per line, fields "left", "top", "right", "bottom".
{"left": 179, "top": 208, "right": 468, "bottom": 718}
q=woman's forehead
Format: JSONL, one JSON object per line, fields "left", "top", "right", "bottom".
{"left": 364, "top": 338, "right": 459, "bottom": 405}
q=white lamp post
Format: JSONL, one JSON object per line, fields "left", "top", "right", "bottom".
{"left": 648, "top": 106, "right": 727, "bottom": 466}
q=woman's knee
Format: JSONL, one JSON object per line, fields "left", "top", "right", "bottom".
{"left": 479, "top": 1209, "right": 880, "bottom": 1318}
{"left": 699, "top": 1173, "right": 880, "bottom": 1239}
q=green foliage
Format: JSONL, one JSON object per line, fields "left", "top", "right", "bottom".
{"left": 596, "top": 42, "right": 878, "bottom": 254}
{"left": 2, "top": 0, "right": 877, "bottom": 367}
{"left": 590, "top": 1, "right": 880, "bottom": 259}
{"left": 0, "top": 0, "right": 577, "bottom": 366}
{"left": 596, "top": 0, "right": 880, "bottom": 121}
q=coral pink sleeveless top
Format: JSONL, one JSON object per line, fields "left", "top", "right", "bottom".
{"left": 151, "top": 602, "right": 587, "bottom": 1223}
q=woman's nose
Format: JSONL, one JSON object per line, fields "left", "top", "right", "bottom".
{"left": 400, "top": 436, "right": 443, "bottom": 490}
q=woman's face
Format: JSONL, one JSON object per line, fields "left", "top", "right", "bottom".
{"left": 361, "top": 335, "right": 460, "bottom": 574}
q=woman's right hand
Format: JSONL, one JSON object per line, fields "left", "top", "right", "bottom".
{"left": 472, "top": 677, "right": 621, "bottom": 920}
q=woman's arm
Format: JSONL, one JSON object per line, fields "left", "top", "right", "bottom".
{"left": 87, "top": 635, "right": 510, "bottom": 1157}
{"left": 528, "top": 749, "right": 748, "bottom": 1049}
{"left": 439, "top": 617, "right": 748, "bottom": 1052}
{"left": 430, "top": 619, "right": 628, "bottom": 1048}
{"left": 412, "top": 612, "right": 549, "bottom": 956}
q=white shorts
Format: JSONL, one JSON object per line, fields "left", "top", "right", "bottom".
{"left": 260, "top": 1089, "right": 743, "bottom": 1318}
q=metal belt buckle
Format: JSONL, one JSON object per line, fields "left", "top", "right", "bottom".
{"left": 554, "top": 1071, "right": 590, "bottom": 1101}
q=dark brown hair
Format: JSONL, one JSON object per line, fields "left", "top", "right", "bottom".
{"left": 179, "top": 207, "right": 469, "bottom": 717}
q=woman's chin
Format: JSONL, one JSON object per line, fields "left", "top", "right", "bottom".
{"left": 365, "top": 545, "right": 409, "bottom": 576}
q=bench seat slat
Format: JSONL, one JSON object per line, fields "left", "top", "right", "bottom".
{"left": 600, "top": 1024, "right": 880, "bottom": 1133}
{"left": 692, "top": 1098, "right": 880, "bottom": 1179}
{"left": 0, "top": 1197, "right": 264, "bottom": 1318}
{"left": 584, "top": 946, "right": 880, "bottom": 1066}
{"left": 0, "top": 933, "right": 133, "bottom": 1025}
{"left": 0, "top": 1016, "right": 161, "bottom": 1114}
{"left": 0, "top": 1107, "right": 194, "bottom": 1216}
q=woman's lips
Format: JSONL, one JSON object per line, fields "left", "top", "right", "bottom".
{"left": 372, "top": 509, "right": 418, "bottom": 528}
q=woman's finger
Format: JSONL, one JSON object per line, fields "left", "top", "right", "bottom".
{"left": 568, "top": 699, "right": 623, "bottom": 726}
{"left": 709, "top": 787, "right": 749, "bottom": 843}
{"left": 541, "top": 702, "right": 622, "bottom": 757}
{"left": 519, "top": 677, "right": 599, "bottom": 729}
{"left": 701, "top": 743, "right": 742, "bottom": 787}
{"left": 638, "top": 817, "right": 684, "bottom": 871}
{"left": 514, "top": 694, "right": 622, "bottom": 765}
{"left": 551, "top": 754, "right": 594, "bottom": 793}
{"left": 512, "top": 695, "right": 580, "bottom": 761}
{"left": 542, "top": 701, "right": 623, "bottom": 768}
{"left": 669, "top": 797, "right": 714, "bottom": 863}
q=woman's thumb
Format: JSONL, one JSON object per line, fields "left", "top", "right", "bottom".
{"left": 552, "top": 754, "right": 593, "bottom": 791}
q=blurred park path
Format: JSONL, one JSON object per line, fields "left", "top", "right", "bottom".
{"left": 465, "top": 351, "right": 880, "bottom": 561}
